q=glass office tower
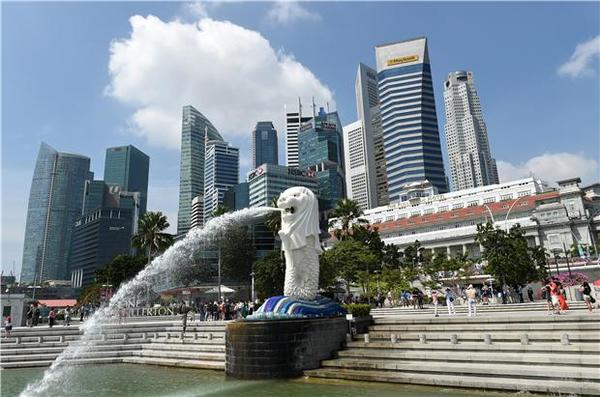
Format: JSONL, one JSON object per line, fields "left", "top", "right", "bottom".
{"left": 298, "top": 108, "right": 345, "bottom": 210}
{"left": 375, "top": 37, "right": 448, "bottom": 202}
{"left": 103, "top": 145, "right": 149, "bottom": 215}
{"left": 177, "top": 105, "right": 223, "bottom": 234}
{"left": 21, "top": 143, "right": 92, "bottom": 284}
{"left": 252, "top": 121, "right": 278, "bottom": 168}
{"left": 203, "top": 140, "right": 239, "bottom": 223}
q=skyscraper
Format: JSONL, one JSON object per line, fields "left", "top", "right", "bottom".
{"left": 443, "top": 71, "right": 499, "bottom": 190}
{"left": 343, "top": 121, "right": 370, "bottom": 210}
{"left": 252, "top": 121, "right": 278, "bottom": 168}
{"left": 103, "top": 145, "right": 149, "bottom": 215}
{"left": 203, "top": 140, "right": 239, "bottom": 223}
{"left": 345, "top": 63, "right": 386, "bottom": 210}
{"left": 298, "top": 108, "right": 345, "bottom": 210}
{"left": 285, "top": 99, "right": 313, "bottom": 167}
{"left": 177, "top": 105, "right": 223, "bottom": 235}
{"left": 69, "top": 208, "right": 133, "bottom": 288}
{"left": 21, "top": 143, "right": 92, "bottom": 284}
{"left": 375, "top": 37, "right": 448, "bottom": 202}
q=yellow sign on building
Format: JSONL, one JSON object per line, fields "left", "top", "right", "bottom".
{"left": 387, "top": 55, "right": 419, "bottom": 66}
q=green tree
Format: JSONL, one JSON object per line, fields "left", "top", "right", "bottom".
{"left": 380, "top": 267, "right": 410, "bottom": 299}
{"left": 131, "top": 211, "right": 174, "bottom": 265}
{"left": 328, "top": 198, "right": 367, "bottom": 240}
{"left": 211, "top": 204, "right": 230, "bottom": 218}
{"left": 475, "top": 222, "right": 548, "bottom": 287}
{"left": 264, "top": 197, "right": 281, "bottom": 236}
{"left": 254, "top": 251, "right": 285, "bottom": 299}
{"left": 423, "top": 253, "right": 472, "bottom": 289}
{"left": 320, "top": 239, "right": 378, "bottom": 293}
{"left": 220, "top": 226, "right": 255, "bottom": 282}
{"left": 78, "top": 284, "right": 103, "bottom": 305}
{"left": 95, "top": 255, "right": 147, "bottom": 288}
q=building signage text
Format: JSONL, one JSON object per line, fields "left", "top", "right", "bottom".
{"left": 387, "top": 55, "right": 419, "bottom": 66}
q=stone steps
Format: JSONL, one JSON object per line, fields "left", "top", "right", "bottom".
{"left": 371, "top": 303, "right": 590, "bottom": 317}
{"left": 345, "top": 341, "right": 600, "bottom": 354}
{"left": 367, "top": 330, "right": 600, "bottom": 343}
{"left": 335, "top": 349, "right": 600, "bottom": 367}
{"left": 304, "top": 368, "right": 600, "bottom": 396}
{"left": 133, "top": 348, "right": 224, "bottom": 361}
{"left": 319, "top": 358, "right": 600, "bottom": 381}
{"left": 122, "top": 356, "right": 225, "bottom": 370}
{"left": 0, "top": 321, "right": 228, "bottom": 370}
{"left": 305, "top": 311, "right": 600, "bottom": 395}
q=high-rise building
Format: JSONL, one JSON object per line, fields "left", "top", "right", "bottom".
{"left": 355, "top": 63, "right": 388, "bottom": 208}
{"left": 69, "top": 208, "right": 133, "bottom": 288}
{"left": 252, "top": 122, "right": 278, "bottom": 168}
{"left": 103, "top": 145, "right": 149, "bottom": 215}
{"left": 177, "top": 105, "right": 223, "bottom": 235}
{"left": 224, "top": 182, "right": 250, "bottom": 211}
{"left": 21, "top": 143, "right": 92, "bottom": 284}
{"left": 190, "top": 195, "right": 204, "bottom": 230}
{"left": 247, "top": 163, "right": 318, "bottom": 257}
{"left": 343, "top": 121, "right": 370, "bottom": 210}
{"left": 375, "top": 37, "right": 448, "bottom": 202}
{"left": 298, "top": 108, "right": 345, "bottom": 210}
{"left": 203, "top": 140, "right": 239, "bottom": 223}
{"left": 443, "top": 71, "right": 499, "bottom": 190}
{"left": 285, "top": 99, "right": 313, "bottom": 167}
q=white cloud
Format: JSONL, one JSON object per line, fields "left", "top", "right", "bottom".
{"left": 182, "top": 2, "right": 209, "bottom": 20}
{"left": 267, "top": 1, "right": 321, "bottom": 24}
{"left": 558, "top": 35, "right": 600, "bottom": 78}
{"left": 497, "top": 152, "right": 598, "bottom": 185}
{"left": 106, "top": 15, "right": 333, "bottom": 149}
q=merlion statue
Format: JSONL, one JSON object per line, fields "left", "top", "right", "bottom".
{"left": 277, "top": 186, "right": 322, "bottom": 300}
{"left": 248, "top": 186, "right": 345, "bottom": 319}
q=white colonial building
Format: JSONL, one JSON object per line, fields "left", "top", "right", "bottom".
{"left": 331, "top": 177, "right": 600, "bottom": 264}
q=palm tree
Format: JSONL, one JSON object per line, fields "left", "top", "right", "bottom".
{"left": 328, "top": 198, "right": 367, "bottom": 240}
{"left": 131, "top": 211, "right": 174, "bottom": 265}
{"left": 264, "top": 197, "right": 281, "bottom": 235}
{"left": 211, "top": 204, "right": 230, "bottom": 218}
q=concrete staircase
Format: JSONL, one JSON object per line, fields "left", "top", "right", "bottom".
{"left": 0, "top": 320, "right": 227, "bottom": 370}
{"left": 371, "top": 301, "right": 590, "bottom": 317}
{"left": 305, "top": 313, "right": 600, "bottom": 395}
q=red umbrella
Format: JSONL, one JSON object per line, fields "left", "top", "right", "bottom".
{"left": 593, "top": 279, "right": 600, "bottom": 287}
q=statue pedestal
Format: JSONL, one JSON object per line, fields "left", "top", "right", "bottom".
{"left": 225, "top": 317, "right": 347, "bottom": 379}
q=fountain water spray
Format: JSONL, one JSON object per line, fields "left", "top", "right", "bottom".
{"left": 20, "top": 207, "right": 279, "bottom": 397}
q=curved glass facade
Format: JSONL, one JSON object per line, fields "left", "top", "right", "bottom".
{"left": 21, "top": 143, "right": 92, "bottom": 284}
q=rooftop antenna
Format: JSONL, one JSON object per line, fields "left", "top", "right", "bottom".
{"left": 312, "top": 96, "right": 316, "bottom": 117}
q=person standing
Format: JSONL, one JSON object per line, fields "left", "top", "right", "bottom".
{"left": 32, "top": 305, "right": 40, "bottom": 327}
{"left": 527, "top": 286, "right": 534, "bottom": 302}
{"left": 481, "top": 285, "right": 490, "bottom": 305}
{"left": 466, "top": 285, "right": 477, "bottom": 317}
{"left": 64, "top": 306, "right": 72, "bottom": 326}
{"left": 580, "top": 282, "right": 595, "bottom": 312}
{"left": 79, "top": 306, "right": 85, "bottom": 322}
{"left": 4, "top": 315, "right": 12, "bottom": 338}
{"left": 26, "top": 304, "right": 33, "bottom": 328}
{"left": 48, "top": 308, "right": 56, "bottom": 328}
{"left": 445, "top": 288, "right": 456, "bottom": 316}
{"left": 549, "top": 279, "right": 561, "bottom": 315}
{"left": 181, "top": 311, "right": 188, "bottom": 337}
{"left": 431, "top": 290, "right": 439, "bottom": 317}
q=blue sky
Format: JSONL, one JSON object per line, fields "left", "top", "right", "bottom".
{"left": 2, "top": 1, "right": 599, "bottom": 277}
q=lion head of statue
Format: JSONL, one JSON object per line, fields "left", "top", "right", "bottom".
{"left": 277, "top": 186, "right": 322, "bottom": 253}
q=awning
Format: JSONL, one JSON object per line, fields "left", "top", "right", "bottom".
{"left": 204, "top": 285, "right": 235, "bottom": 294}
{"left": 38, "top": 299, "right": 77, "bottom": 308}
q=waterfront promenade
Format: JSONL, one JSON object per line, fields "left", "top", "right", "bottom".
{"left": 2, "top": 302, "right": 598, "bottom": 395}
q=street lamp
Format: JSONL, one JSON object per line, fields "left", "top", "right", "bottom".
{"left": 250, "top": 271, "right": 255, "bottom": 303}
{"left": 503, "top": 195, "right": 529, "bottom": 232}
{"left": 217, "top": 247, "right": 222, "bottom": 302}
{"left": 374, "top": 270, "right": 380, "bottom": 295}
{"left": 482, "top": 204, "right": 496, "bottom": 224}
{"left": 550, "top": 248, "right": 562, "bottom": 276}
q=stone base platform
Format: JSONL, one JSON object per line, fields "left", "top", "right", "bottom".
{"left": 225, "top": 317, "right": 346, "bottom": 379}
